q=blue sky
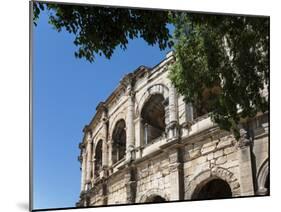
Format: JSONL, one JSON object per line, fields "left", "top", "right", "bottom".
{"left": 33, "top": 8, "right": 172, "bottom": 210}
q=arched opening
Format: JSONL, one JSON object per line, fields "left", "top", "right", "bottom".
{"left": 193, "top": 85, "right": 221, "bottom": 119}
{"left": 257, "top": 159, "right": 269, "bottom": 195}
{"left": 264, "top": 174, "right": 269, "bottom": 195}
{"left": 141, "top": 94, "right": 166, "bottom": 145}
{"left": 94, "top": 140, "right": 103, "bottom": 177}
{"left": 145, "top": 195, "right": 166, "bottom": 203}
{"left": 192, "top": 178, "right": 232, "bottom": 200}
{"left": 112, "top": 119, "right": 126, "bottom": 164}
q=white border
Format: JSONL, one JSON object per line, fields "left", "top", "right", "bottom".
{"left": 0, "top": 0, "right": 279, "bottom": 212}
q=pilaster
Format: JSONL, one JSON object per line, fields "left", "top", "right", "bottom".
{"left": 168, "top": 148, "right": 184, "bottom": 201}
{"left": 80, "top": 151, "right": 87, "bottom": 192}
{"left": 126, "top": 79, "right": 136, "bottom": 162}
{"left": 85, "top": 135, "right": 92, "bottom": 190}
{"left": 124, "top": 166, "right": 137, "bottom": 204}
{"left": 167, "top": 83, "right": 179, "bottom": 140}
{"left": 237, "top": 129, "right": 255, "bottom": 196}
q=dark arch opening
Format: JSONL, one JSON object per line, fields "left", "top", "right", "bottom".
{"left": 264, "top": 174, "right": 269, "bottom": 195}
{"left": 112, "top": 119, "right": 126, "bottom": 163}
{"left": 94, "top": 140, "right": 103, "bottom": 177}
{"left": 146, "top": 195, "right": 166, "bottom": 203}
{"left": 192, "top": 178, "right": 232, "bottom": 200}
{"left": 141, "top": 94, "right": 166, "bottom": 144}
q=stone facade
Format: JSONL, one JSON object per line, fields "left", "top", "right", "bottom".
{"left": 76, "top": 51, "right": 269, "bottom": 207}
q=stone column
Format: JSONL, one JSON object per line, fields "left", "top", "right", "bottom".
{"left": 168, "top": 148, "right": 184, "bottom": 201}
{"left": 102, "top": 112, "right": 108, "bottom": 168}
{"left": 169, "top": 83, "right": 178, "bottom": 123}
{"left": 237, "top": 129, "right": 255, "bottom": 195}
{"left": 134, "top": 117, "right": 143, "bottom": 159}
{"left": 144, "top": 123, "right": 148, "bottom": 145}
{"left": 80, "top": 151, "right": 87, "bottom": 192}
{"left": 168, "top": 83, "right": 178, "bottom": 139}
{"left": 126, "top": 85, "right": 135, "bottom": 162}
{"left": 124, "top": 166, "right": 137, "bottom": 204}
{"left": 92, "top": 156, "right": 96, "bottom": 182}
{"left": 186, "top": 103, "right": 193, "bottom": 124}
{"left": 85, "top": 138, "right": 92, "bottom": 190}
{"left": 108, "top": 139, "right": 113, "bottom": 167}
{"left": 163, "top": 98, "right": 170, "bottom": 133}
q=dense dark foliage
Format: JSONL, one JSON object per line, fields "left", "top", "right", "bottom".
{"left": 33, "top": 2, "right": 173, "bottom": 62}
{"left": 169, "top": 13, "right": 269, "bottom": 138}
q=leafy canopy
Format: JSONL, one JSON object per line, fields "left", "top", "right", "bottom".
{"left": 33, "top": 2, "right": 173, "bottom": 62}
{"left": 34, "top": 3, "right": 269, "bottom": 139}
{"left": 169, "top": 13, "right": 269, "bottom": 138}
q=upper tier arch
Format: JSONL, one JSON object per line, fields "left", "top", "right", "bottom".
{"left": 135, "top": 83, "right": 169, "bottom": 117}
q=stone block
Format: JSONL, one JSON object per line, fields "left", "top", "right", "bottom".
{"left": 196, "top": 155, "right": 207, "bottom": 165}
{"left": 202, "top": 140, "right": 218, "bottom": 149}
{"left": 228, "top": 167, "right": 238, "bottom": 176}
{"left": 222, "top": 160, "right": 238, "bottom": 168}
{"left": 152, "top": 180, "right": 158, "bottom": 188}
{"left": 224, "top": 146, "right": 235, "bottom": 155}
{"left": 216, "top": 156, "right": 227, "bottom": 165}
{"left": 159, "top": 179, "right": 164, "bottom": 189}
{"left": 141, "top": 170, "right": 149, "bottom": 178}
{"left": 217, "top": 139, "right": 233, "bottom": 149}
{"left": 227, "top": 152, "right": 237, "bottom": 161}
{"left": 184, "top": 161, "right": 192, "bottom": 169}
{"left": 185, "top": 166, "right": 194, "bottom": 176}
{"left": 207, "top": 152, "right": 214, "bottom": 161}
{"left": 193, "top": 161, "right": 210, "bottom": 177}
{"left": 190, "top": 149, "right": 201, "bottom": 159}
{"left": 162, "top": 168, "right": 170, "bottom": 177}
{"left": 201, "top": 145, "right": 216, "bottom": 155}
{"left": 214, "top": 150, "right": 223, "bottom": 158}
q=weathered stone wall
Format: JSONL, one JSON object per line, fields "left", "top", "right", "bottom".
{"left": 77, "top": 52, "right": 269, "bottom": 207}
{"left": 183, "top": 132, "right": 241, "bottom": 199}
{"left": 107, "top": 171, "right": 127, "bottom": 205}
{"left": 135, "top": 153, "right": 171, "bottom": 202}
{"left": 88, "top": 182, "right": 104, "bottom": 205}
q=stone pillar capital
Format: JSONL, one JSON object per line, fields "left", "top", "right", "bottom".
{"left": 126, "top": 144, "right": 136, "bottom": 163}
{"left": 128, "top": 90, "right": 135, "bottom": 100}
{"left": 121, "top": 73, "right": 135, "bottom": 91}
{"left": 85, "top": 130, "right": 92, "bottom": 141}
{"left": 237, "top": 128, "right": 252, "bottom": 149}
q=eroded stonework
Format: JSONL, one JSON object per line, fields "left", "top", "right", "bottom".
{"left": 76, "top": 51, "right": 269, "bottom": 206}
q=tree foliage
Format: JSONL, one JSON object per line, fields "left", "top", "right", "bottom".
{"left": 33, "top": 2, "right": 173, "bottom": 62}
{"left": 33, "top": 2, "right": 269, "bottom": 139}
{"left": 169, "top": 13, "right": 269, "bottom": 138}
